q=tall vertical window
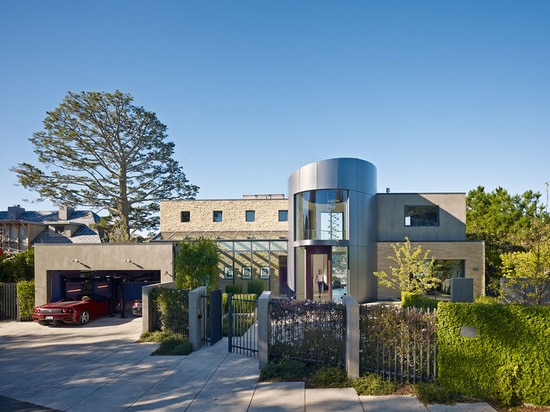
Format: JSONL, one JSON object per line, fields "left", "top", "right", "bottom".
{"left": 180, "top": 211, "right": 190, "bottom": 222}
{"left": 213, "top": 211, "right": 223, "bottom": 222}
{"left": 404, "top": 205, "right": 439, "bottom": 226}
{"left": 278, "top": 210, "right": 288, "bottom": 222}
{"left": 245, "top": 210, "right": 255, "bottom": 222}
{"left": 295, "top": 189, "right": 348, "bottom": 240}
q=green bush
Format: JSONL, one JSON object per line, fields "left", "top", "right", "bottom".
{"left": 309, "top": 366, "right": 350, "bottom": 388}
{"left": 475, "top": 296, "right": 500, "bottom": 304}
{"left": 247, "top": 279, "right": 264, "bottom": 296}
{"left": 352, "top": 373, "right": 398, "bottom": 396}
{"left": 138, "top": 330, "right": 193, "bottom": 356}
{"left": 415, "top": 381, "right": 459, "bottom": 405}
{"left": 152, "top": 336, "right": 193, "bottom": 356}
{"left": 152, "top": 288, "right": 189, "bottom": 337}
{"left": 225, "top": 284, "right": 243, "bottom": 294}
{"left": 401, "top": 292, "right": 438, "bottom": 310}
{"left": 437, "top": 302, "right": 550, "bottom": 407}
{"left": 260, "top": 358, "right": 313, "bottom": 382}
{"left": 16, "top": 280, "right": 35, "bottom": 319}
{"left": 138, "top": 331, "right": 181, "bottom": 342}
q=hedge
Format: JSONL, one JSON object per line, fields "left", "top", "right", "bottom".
{"left": 437, "top": 302, "right": 550, "bottom": 407}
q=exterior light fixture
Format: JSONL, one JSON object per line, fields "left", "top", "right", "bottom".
{"left": 125, "top": 258, "right": 132, "bottom": 263}
{"left": 71, "top": 258, "right": 79, "bottom": 263}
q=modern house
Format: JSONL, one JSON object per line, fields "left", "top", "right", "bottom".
{"left": 157, "top": 158, "right": 485, "bottom": 303}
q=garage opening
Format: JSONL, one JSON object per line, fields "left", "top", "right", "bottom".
{"left": 49, "top": 270, "right": 160, "bottom": 317}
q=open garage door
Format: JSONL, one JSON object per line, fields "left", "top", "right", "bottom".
{"left": 50, "top": 270, "right": 160, "bottom": 317}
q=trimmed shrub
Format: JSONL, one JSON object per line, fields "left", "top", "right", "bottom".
{"left": 152, "top": 288, "right": 189, "bottom": 337}
{"left": 247, "top": 279, "right": 264, "bottom": 296}
{"left": 437, "top": 302, "right": 550, "bottom": 407}
{"left": 402, "top": 292, "right": 439, "bottom": 310}
{"left": 225, "top": 284, "right": 243, "bottom": 294}
{"left": 16, "top": 280, "right": 35, "bottom": 320}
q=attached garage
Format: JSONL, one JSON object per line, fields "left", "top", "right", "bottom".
{"left": 34, "top": 243, "right": 175, "bottom": 311}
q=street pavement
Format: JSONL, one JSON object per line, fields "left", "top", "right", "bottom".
{"left": 0, "top": 316, "right": 497, "bottom": 411}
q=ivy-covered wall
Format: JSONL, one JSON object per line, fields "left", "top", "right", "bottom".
{"left": 437, "top": 302, "right": 550, "bottom": 407}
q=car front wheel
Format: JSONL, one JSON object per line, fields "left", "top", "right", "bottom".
{"left": 78, "top": 310, "right": 90, "bottom": 325}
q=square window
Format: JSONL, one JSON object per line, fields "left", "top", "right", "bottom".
{"left": 278, "top": 210, "right": 288, "bottom": 222}
{"left": 213, "top": 211, "right": 223, "bottom": 222}
{"left": 180, "top": 211, "right": 190, "bottom": 222}
{"left": 246, "top": 210, "right": 255, "bottom": 222}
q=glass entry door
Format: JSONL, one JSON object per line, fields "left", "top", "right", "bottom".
{"left": 306, "top": 246, "right": 332, "bottom": 301}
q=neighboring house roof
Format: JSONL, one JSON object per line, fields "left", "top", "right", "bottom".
{"left": 0, "top": 208, "right": 102, "bottom": 245}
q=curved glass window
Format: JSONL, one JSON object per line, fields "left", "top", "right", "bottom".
{"left": 295, "top": 189, "right": 348, "bottom": 240}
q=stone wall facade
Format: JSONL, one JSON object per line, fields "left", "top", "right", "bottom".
{"left": 160, "top": 199, "right": 289, "bottom": 233}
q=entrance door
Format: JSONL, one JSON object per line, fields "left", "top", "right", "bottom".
{"left": 305, "top": 246, "right": 332, "bottom": 301}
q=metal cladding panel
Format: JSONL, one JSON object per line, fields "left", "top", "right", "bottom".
{"left": 293, "top": 161, "right": 318, "bottom": 193}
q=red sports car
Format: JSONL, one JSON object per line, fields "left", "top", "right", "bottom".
{"left": 32, "top": 294, "right": 112, "bottom": 326}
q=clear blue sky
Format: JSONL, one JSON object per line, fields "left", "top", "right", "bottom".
{"left": 1, "top": 0, "right": 549, "bottom": 212}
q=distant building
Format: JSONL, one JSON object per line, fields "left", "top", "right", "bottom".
{"left": 0, "top": 205, "right": 101, "bottom": 254}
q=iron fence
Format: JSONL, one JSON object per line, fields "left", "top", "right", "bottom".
{"left": 268, "top": 298, "right": 346, "bottom": 367}
{"left": 359, "top": 305, "right": 437, "bottom": 383}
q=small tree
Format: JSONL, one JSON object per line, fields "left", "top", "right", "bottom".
{"left": 175, "top": 238, "right": 219, "bottom": 290}
{"left": 374, "top": 237, "right": 440, "bottom": 294}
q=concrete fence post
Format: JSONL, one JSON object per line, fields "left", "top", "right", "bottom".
{"left": 189, "top": 286, "right": 207, "bottom": 351}
{"left": 343, "top": 295, "right": 360, "bottom": 379}
{"left": 258, "top": 291, "right": 272, "bottom": 369}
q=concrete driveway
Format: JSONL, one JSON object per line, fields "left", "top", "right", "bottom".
{"left": 0, "top": 315, "right": 149, "bottom": 411}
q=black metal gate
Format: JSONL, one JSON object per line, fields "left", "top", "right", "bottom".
{"left": 227, "top": 294, "right": 258, "bottom": 358}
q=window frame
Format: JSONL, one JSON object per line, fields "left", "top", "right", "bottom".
{"left": 245, "top": 210, "right": 255, "bottom": 222}
{"left": 278, "top": 210, "right": 288, "bottom": 222}
{"left": 404, "top": 205, "right": 440, "bottom": 227}
{"left": 213, "top": 210, "right": 223, "bottom": 222}
{"left": 180, "top": 211, "right": 190, "bottom": 222}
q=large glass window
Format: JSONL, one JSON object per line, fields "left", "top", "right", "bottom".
{"left": 295, "top": 189, "right": 348, "bottom": 240}
{"left": 434, "top": 259, "right": 465, "bottom": 294}
{"left": 404, "top": 205, "right": 439, "bottom": 226}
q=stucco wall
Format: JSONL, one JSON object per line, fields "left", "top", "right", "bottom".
{"left": 34, "top": 243, "right": 175, "bottom": 305}
{"left": 160, "top": 199, "right": 289, "bottom": 233}
{"left": 377, "top": 193, "right": 466, "bottom": 242}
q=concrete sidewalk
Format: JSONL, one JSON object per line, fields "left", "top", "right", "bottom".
{"left": 0, "top": 318, "right": 497, "bottom": 411}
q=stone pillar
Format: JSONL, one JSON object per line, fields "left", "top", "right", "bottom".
{"left": 258, "top": 291, "right": 272, "bottom": 369}
{"left": 189, "top": 286, "right": 207, "bottom": 351}
{"left": 344, "top": 295, "right": 360, "bottom": 379}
